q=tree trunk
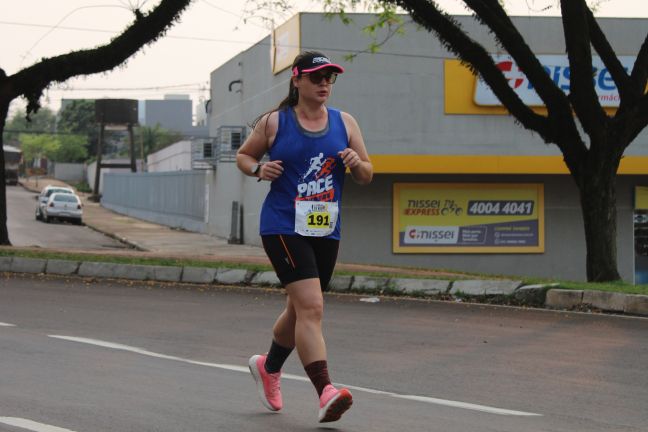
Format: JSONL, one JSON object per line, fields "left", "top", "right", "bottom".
{"left": 0, "top": 96, "right": 10, "bottom": 245}
{"left": 576, "top": 155, "right": 622, "bottom": 282}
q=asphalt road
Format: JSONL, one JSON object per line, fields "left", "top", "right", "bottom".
{"left": 6, "top": 185, "right": 126, "bottom": 250}
{"left": 1, "top": 273, "right": 647, "bottom": 432}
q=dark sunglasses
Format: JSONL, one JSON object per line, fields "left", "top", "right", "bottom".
{"left": 303, "top": 71, "right": 338, "bottom": 84}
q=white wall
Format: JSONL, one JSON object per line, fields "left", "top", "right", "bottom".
{"left": 52, "top": 162, "right": 85, "bottom": 182}
{"left": 146, "top": 140, "right": 193, "bottom": 172}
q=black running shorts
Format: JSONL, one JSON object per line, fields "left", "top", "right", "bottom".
{"left": 261, "top": 234, "right": 340, "bottom": 291}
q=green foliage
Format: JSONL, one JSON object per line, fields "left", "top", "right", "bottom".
{"left": 57, "top": 99, "right": 97, "bottom": 158}
{"left": 0, "top": 248, "right": 271, "bottom": 273}
{"left": 3, "top": 107, "right": 57, "bottom": 144}
{"left": 52, "top": 134, "right": 88, "bottom": 162}
{"left": 322, "top": 1, "right": 406, "bottom": 60}
{"left": 19, "top": 133, "right": 87, "bottom": 163}
{"left": 58, "top": 100, "right": 96, "bottom": 134}
{"left": 136, "top": 124, "right": 183, "bottom": 156}
{"left": 19, "top": 134, "right": 57, "bottom": 162}
{"left": 68, "top": 180, "right": 92, "bottom": 193}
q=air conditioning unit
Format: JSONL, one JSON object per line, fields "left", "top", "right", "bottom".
{"left": 201, "top": 140, "right": 213, "bottom": 159}
{"left": 191, "top": 139, "right": 215, "bottom": 160}
{"left": 217, "top": 126, "right": 246, "bottom": 151}
{"left": 191, "top": 138, "right": 217, "bottom": 169}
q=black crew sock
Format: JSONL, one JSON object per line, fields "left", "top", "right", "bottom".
{"left": 264, "top": 340, "right": 294, "bottom": 373}
{"left": 304, "top": 360, "right": 332, "bottom": 396}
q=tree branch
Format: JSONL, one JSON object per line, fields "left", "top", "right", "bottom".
{"left": 458, "top": 0, "right": 590, "bottom": 173}
{"left": 560, "top": 0, "right": 608, "bottom": 142}
{"left": 463, "top": 0, "right": 573, "bottom": 117}
{"left": 7, "top": 0, "right": 193, "bottom": 114}
{"left": 391, "top": 0, "right": 552, "bottom": 142}
{"left": 585, "top": 7, "right": 633, "bottom": 104}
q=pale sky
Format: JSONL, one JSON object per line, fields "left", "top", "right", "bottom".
{"left": 1, "top": 0, "right": 647, "bottom": 116}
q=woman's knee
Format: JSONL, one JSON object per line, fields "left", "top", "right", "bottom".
{"left": 297, "top": 298, "right": 324, "bottom": 322}
{"left": 286, "top": 280, "right": 324, "bottom": 322}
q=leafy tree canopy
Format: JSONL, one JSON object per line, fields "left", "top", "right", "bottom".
{"left": 3, "top": 107, "right": 57, "bottom": 145}
{"left": 58, "top": 99, "right": 98, "bottom": 158}
{"left": 19, "top": 133, "right": 87, "bottom": 163}
{"left": 58, "top": 100, "right": 96, "bottom": 135}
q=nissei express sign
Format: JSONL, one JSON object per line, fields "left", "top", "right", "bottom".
{"left": 474, "top": 55, "right": 636, "bottom": 107}
{"left": 393, "top": 183, "right": 545, "bottom": 254}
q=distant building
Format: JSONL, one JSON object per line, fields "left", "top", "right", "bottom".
{"left": 139, "top": 94, "right": 208, "bottom": 137}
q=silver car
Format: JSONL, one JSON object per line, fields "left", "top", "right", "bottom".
{"left": 42, "top": 192, "right": 83, "bottom": 224}
{"left": 36, "top": 185, "right": 75, "bottom": 220}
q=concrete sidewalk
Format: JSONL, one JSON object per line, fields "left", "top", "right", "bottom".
{"left": 8, "top": 177, "right": 648, "bottom": 317}
{"left": 17, "top": 177, "right": 460, "bottom": 277}
{"left": 21, "top": 177, "right": 269, "bottom": 264}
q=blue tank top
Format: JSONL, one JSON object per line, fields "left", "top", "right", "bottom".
{"left": 259, "top": 107, "right": 348, "bottom": 239}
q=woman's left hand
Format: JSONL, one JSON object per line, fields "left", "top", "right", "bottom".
{"left": 338, "top": 148, "right": 362, "bottom": 169}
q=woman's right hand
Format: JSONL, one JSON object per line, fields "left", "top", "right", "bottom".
{"left": 259, "top": 160, "right": 284, "bottom": 181}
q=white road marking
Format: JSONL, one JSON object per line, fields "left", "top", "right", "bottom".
{"left": 49, "top": 335, "right": 542, "bottom": 417}
{"left": 339, "top": 386, "right": 541, "bottom": 416}
{"left": 0, "top": 417, "right": 78, "bottom": 432}
{"left": 0, "top": 322, "right": 16, "bottom": 327}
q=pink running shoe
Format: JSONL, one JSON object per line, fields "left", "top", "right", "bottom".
{"left": 318, "top": 384, "right": 353, "bottom": 423}
{"left": 248, "top": 354, "right": 282, "bottom": 411}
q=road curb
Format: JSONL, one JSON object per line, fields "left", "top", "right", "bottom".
{"left": 2, "top": 256, "right": 647, "bottom": 317}
{"left": 83, "top": 222, "right": 147, "bottom": 251}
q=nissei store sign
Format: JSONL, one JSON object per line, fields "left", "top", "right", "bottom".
{"left": 474, "top": 55, "right": 636, "bottom": 107}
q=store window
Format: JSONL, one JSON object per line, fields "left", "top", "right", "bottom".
{"left": 634, "top": 186, "right": 648, "bottom": 284}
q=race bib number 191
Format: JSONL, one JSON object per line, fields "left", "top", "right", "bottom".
{"left": 295, "top": 201, "right": 338, "bottom": 237}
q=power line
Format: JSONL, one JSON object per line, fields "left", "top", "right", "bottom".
{"left": 19, "top": 4, "right": 134, "bottom": 68}
{"left": 200, "top": 0, "right": 268, "bottom": 30}
{"left": 0, "top": 20, "right": 263, "bottom": 45}
{"left": 1, "top": 19, "right": 451, "bottom": 61}
{"left": 4, "top": 129, "right": 87, "bottom": 136}
{"left": 53, "top": 82, "right": 205, "bottom": 92}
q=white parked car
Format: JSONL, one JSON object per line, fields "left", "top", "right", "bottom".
{"left": 36, "top": 185, "right": 75, "bottom": 220}
{"left": 42, "top": 192, "right": 83, "bottom": 224}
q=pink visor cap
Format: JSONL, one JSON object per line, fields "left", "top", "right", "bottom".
{"left": 292, "top": 53, "right": 345, "bottom": 77}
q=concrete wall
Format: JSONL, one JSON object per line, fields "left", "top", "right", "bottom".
{"left": 204, "top": 164, "right": 269, "bottom": 240}
{"left": 102, "top": 171, "right": 207, "bottom": 232}
{"left": 87, "top": 159, "right": 140, "bottom": 194}
{"left": 51, "top": 162, "right": 85, "bottom": 182}
{"left": 146, "top": 140, "right": 193, "bottom": 172}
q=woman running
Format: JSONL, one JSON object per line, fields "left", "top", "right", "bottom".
{"left": 236, "top": 51, "right": 373, "bottom": 423}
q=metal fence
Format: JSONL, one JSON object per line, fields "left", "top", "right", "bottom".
{"left": 102, "top": 171, "right": 206, "bottom": 231}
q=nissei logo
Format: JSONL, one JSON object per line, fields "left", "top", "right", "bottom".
{"left": 475, "top": 54, "right": 636, "bottom": 107}
{"left": 404, "top": 226, "right": 459, "bottom": 245}
{"left": 497, "top": 60, "right": 526, "bottom": 89}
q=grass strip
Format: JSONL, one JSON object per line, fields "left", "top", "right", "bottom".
{"left": 1, "top": 248, "right": 647, "bottom": 295}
